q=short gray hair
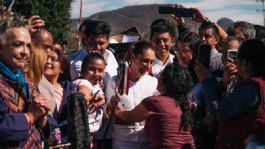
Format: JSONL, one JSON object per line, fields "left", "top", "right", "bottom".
{"left": 0, "top": 12, "right": 28, "bottom": 43}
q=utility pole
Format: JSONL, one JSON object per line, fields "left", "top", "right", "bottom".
{"left": 77, "top": 0, "right": 83, "bottom": 50}
{"left": 257, "top": 0, "right": 265, "bottom": 26}
{"left": 79, "top": 0, "right": 83, "bottom": 24}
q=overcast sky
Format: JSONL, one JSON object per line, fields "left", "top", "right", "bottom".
{"left": 71, "top": 0, "right": 264, "bottom": 25}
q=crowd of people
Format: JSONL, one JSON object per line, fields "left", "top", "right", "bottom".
{"left": 0, "top": 4, "right": 265, "bottom": 149}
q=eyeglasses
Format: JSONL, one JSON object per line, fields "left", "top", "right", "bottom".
{"left": 175, "top": 48, "right": 192, "bottom": 55}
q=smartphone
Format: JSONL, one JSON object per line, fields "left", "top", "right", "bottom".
{"left": 158, "top": 6, "right": 175, "bottom": 14}
{"left": 3, "top": 0, "right": 14, "bottom": 10}
{"left": 198, "top": 44, "right": 211, "bottom": 68}
{"left": 227, "top": 49, "right": 238, "bottom": 59}
{"left": 158, "top": 6, "right": 195, "bottom": 18}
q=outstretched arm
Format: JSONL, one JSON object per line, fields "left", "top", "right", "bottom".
{"left": 115, "top": 103, "right": 149, "bottom": 123}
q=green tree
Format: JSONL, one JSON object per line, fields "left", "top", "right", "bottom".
{"left": 13, "top": 0, "right": 72, "bottom": 41}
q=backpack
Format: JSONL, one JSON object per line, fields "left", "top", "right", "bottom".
{"left": 67, "top": 92, "right": 90, "bottom": 149}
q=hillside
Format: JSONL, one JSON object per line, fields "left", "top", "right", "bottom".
{"left": 67, "top": 4, "right": 200, "bottom": 52}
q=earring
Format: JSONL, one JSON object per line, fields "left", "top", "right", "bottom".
{"left": 241, "top": 66, "right": 246, "bottom": 71}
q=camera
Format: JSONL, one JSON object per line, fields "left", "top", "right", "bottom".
{"left": 227, "top": 49, "right": 238, "bottom": 59}
{"left": 158, "top": 6, "right": 195, "bottom": 18}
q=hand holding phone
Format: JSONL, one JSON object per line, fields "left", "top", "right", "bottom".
{"left": 227, "top": 49, "right": 238, "bottom": 60}
{"left": 223, "top": 61, "right": 238, "bottom": 85}
{"left": 169, "top": 4, "right": 185, "bottom": 25}
{"left": 191, "top": 8, "right": 207, "bottom": 23}
{"left": 159, "top": 6, "right": 195, "bottom": 18}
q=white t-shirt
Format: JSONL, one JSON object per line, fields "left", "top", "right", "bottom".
{"left": 68, "top": 48, "right": 118, "bottom": 84}
{"left": 151, "top": 53, "right": 174, "bottom": 78}
{"left": 106, "top": 74, "right": 158, "bottom": 143}
{"left": 72, "top": 79, "right": 104, "bottom": 133}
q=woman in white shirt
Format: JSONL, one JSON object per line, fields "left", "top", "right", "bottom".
{"left": 71, "top": 52, "right": 106, "bottom": 147}
{"left": 106, "top": 41, "right": 158, "bottom": 149}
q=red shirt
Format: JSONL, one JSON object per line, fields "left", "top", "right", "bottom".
{"left": 142, "top": 95, "right": 195, "bottom": 149}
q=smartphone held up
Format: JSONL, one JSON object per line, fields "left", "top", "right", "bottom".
{"left": 197, "top": 44, "right": 211, "bottom": 68}
{"left": 158, "top": 6, "right": 195, "bottom": 18}
{"left": 227, "top": 49, "right": 238, "bottom": 60}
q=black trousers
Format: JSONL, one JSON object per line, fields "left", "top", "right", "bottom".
{"left": 96, "top": 139, "right": 112, "bottom": 149}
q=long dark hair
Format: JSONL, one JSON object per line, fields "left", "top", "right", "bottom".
{"left": 161, "top": 63, "right": 193, "bottom": 128}
{"left": 237, "top": 39, "right": 265, "bottom": 77}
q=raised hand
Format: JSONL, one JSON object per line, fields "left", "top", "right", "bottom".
{"left": 106, "top": 94, "right": 122, "bottom": 116}
{"left": 169, "top": 4, "right": 185, "bottom": 25}
{"left": 191, "top": 8, "right": 207, "bottom": 23}
{"left": 223, "top": 58, "right": 238, "bottom": 85}
{"left": 28, "top": 15, "right": 45, "bottom": 33}
{"left": 88, "top": 94, "right": 105, "bottom": 111}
